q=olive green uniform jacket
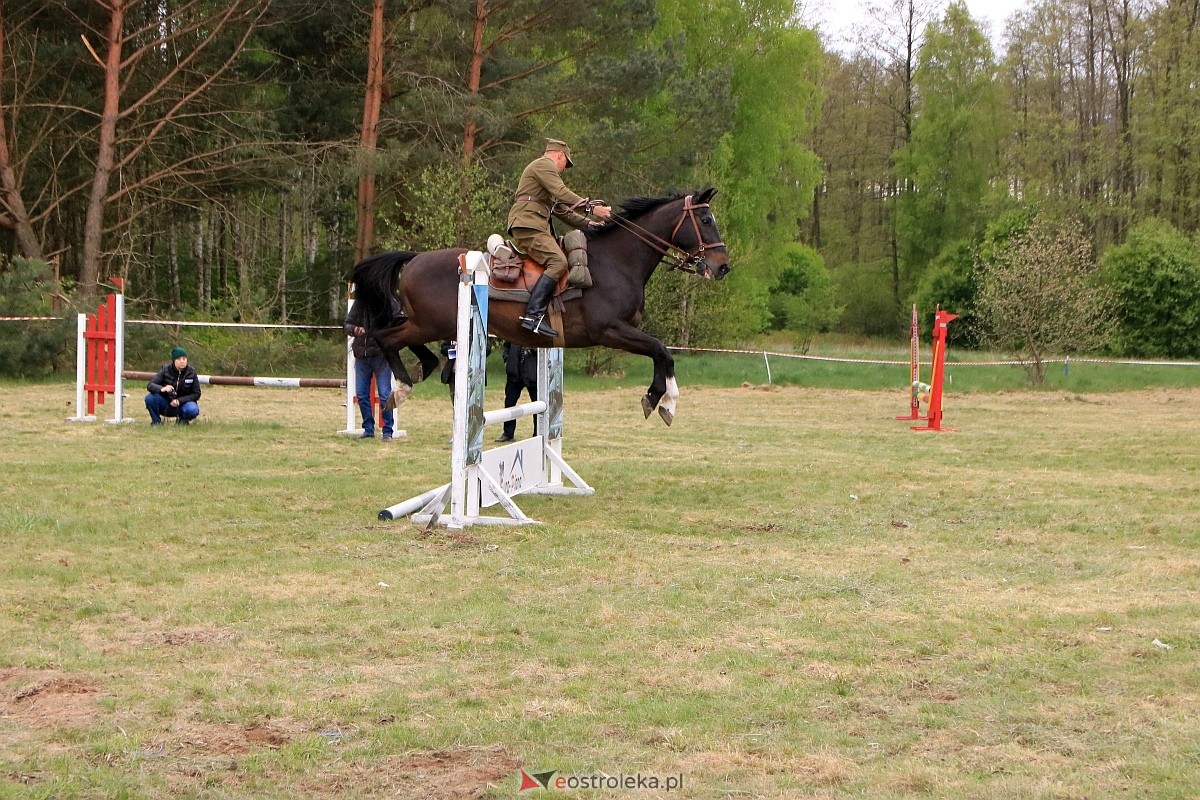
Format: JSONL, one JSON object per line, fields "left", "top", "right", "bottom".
{"left": 506, "top": 156, "right": 593, "bottom": 281}
{"left": 507, "top": 156, "right": 592, "bottom": 235}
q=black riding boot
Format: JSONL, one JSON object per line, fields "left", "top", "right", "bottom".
{"left": 520, "top": 274, "right": 559, "bottom": 338}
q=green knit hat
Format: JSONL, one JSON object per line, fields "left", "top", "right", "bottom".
{"left": 170, "top": 346, "right": 188, "bottom": 360}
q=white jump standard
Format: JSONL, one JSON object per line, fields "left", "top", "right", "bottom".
{"left": 378, "top": 250, "right": 593, "bottom": 528}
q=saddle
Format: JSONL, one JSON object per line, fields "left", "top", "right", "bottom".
{"left": 487, "top": 243, "right": 569, "bottom": 295}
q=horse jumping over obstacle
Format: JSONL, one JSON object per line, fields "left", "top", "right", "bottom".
{"left": 351, "top": 189, "right": 729, "bottom": 426}
{"left": 379, "top": 251, "right": 592, "bottom": 528}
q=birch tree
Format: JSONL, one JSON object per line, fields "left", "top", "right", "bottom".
{"left": 976, "top": 214, "right": 1114, "bottom": 383}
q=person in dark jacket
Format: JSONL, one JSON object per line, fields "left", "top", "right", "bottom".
{"left": 344, "top": 302, "right": 395, "bottom": 440}
{"left": 495, "top": 341, "right": 538, "bottom": 443}
{"left": 145, "top": 346, "right": 201, "bottom": 425}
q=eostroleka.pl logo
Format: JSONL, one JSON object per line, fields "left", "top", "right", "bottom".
{"left": 517, "top": 768, "right": 684, "bottom": 793}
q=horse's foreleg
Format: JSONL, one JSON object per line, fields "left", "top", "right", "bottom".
{"left": 598, "top": 323, "right": 676, "bottom": 426}
{"left": 658, "top": 376, "right": 679, "bottom": 426}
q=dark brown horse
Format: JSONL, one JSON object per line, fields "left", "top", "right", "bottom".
{"left": 351, "top": 188, "right": 729, "bottom": 425}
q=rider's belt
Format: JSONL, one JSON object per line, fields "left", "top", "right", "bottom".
{"left": 514, "top": 195, "right": 548, "bottom": 206}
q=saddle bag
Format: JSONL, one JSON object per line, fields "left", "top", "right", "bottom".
{"left": 562, "top": 229, "right": 594, "bottom": 288}
{"left": 487, "top": 237, "right": 523, "bottom": 283}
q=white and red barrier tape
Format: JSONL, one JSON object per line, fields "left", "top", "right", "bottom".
{"left": 666, "top": 346, "right": 1200, "bottom": 368}
{"left": 4, "top": 315, "right": 1198, "bottom": 367}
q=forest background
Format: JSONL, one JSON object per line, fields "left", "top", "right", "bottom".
{"left": 1, "top": 0, "right": 1199, "bottom": 380}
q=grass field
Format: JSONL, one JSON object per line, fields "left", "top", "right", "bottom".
{"left": 1, "top": 374, "right": 1199, "bottom": 799}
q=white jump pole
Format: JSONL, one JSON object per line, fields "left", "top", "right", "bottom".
{"left": 447, "top": 251, "right": 487, "bottom": 526}
{"left": 69, "top": 312, "right": 91, "bottom": 422}
{"left": 338, "top": 293, "right": 362, "bottom": 436}
{"left": 109, "top": 292, "right": 129, "bottom": 424}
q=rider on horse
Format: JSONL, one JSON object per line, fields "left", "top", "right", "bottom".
{"left": 507, "top": 138, "right": 612, "bottom": 338}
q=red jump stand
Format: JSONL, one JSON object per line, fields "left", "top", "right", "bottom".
{"left": 912, "top": 308, "right": 958, "bottom": 433}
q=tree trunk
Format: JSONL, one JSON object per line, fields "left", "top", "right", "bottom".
{"left": 169, "top": 222, "right": 181, "bottom": 308}
{"left": 216, "top": 205, "right": 228, "bottom": 298}
{"left": 0, "top": 3, "right": 43, "bottom": 261}
{"left": 463, "top": 0, "right": 487, "bottom": 161}
{"left": 80, "top": 0, "right": 128, "bottom": 298}
{"left": 355, "top": 0, "right": 386, "bottom": 263}
{"left": 278, "top": 190, "right": 288, "bottom": 324}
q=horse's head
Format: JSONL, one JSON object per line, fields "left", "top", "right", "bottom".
{"left": 670, "top": 187, "right": 730, "bottom": 280}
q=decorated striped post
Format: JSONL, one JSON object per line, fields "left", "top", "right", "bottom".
{"left": 896, "top": 304, "right": 922, "bottom": 421}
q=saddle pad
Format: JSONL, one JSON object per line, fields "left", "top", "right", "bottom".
{"left": 488, "top": 287, "right": 583, "bottom": 305}
{"left": 487, "top": 255, "right": 572, "bottom": 296}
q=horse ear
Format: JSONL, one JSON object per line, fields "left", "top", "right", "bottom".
{"left": 696, "top": 187, "right": 717, "bottom": 203}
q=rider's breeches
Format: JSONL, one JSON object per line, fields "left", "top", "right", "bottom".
{"left": 511, "top": 229, "right": 568, "bottom": 281}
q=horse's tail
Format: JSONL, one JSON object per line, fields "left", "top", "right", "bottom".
{"left": 351, "top": 250, "right": 419, "bottom": 332}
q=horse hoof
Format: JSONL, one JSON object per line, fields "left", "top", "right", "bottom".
{"left": 387, "top": 384, "right": 413, "bottom": 411}
{"left": 658, "top": 407, "right": 673, "bottom": 426}
{"left": 640, "top": 395, "right": 654, "bottom": 419}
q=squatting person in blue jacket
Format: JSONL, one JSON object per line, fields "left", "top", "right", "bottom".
{"left": 145, "top": 346, "right": 201, "bottom": 425}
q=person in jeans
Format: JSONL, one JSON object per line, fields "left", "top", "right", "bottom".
{"left": 344, "top": 303, "right": 395, "bottom": 441}
{"left": 145, "top": 346, "right": 201, "bottom": 425}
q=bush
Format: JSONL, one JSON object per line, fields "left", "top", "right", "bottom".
{"left": 0, "top": 258, "right": 74, "bottom": 377}
{"left": 976, "top": 214, "right": 1114, "bottom": 385}
{"left": 912, "top": 240, "right": 984, "bottom": 348}
{"left": 833, "top": 260, "right": 900, "bottom": 338}
{"left": 766, "top": 244, "right": 842, "bottom": 353}
{"left": 1101, "top": 219, "right": 1200, "bottom": 358}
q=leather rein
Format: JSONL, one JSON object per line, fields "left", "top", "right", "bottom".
{"left": 592, "top": 194, "right": 727, "bottom": 274}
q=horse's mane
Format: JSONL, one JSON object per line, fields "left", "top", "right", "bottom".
{"left": 589, "top": 193, "right": 687, "bottom": 235}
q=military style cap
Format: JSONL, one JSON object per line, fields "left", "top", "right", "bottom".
{"left": 544, "top": 138, "right": 574, "bottom": 168}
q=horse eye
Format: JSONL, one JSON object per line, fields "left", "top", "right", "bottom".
{"left": 702, "top": 215, "right": 714, "bottom": 225}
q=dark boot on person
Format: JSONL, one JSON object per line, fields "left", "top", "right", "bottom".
{"left": 519, "top": 274, "right": 559, "bottom": 338}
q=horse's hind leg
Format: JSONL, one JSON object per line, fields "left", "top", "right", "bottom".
{"left": 382, "top": 353, "right": 414, "bottom": 411}
{"left": 373, "top": 326, "right": 416, "bottom": 411}
{"left": 408, "top": 344, "right": 441, "bottom": 384}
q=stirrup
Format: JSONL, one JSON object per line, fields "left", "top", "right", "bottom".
{"left": 520, "top": 314, "right": 558, "bottom": 338}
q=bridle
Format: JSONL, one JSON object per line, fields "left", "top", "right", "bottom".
{"left": 594, "top": 194, "right": 727, "bottom": 274}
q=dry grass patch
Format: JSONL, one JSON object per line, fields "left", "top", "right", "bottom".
{"left": 2, "top": 383, "right": 1199, "bottom": 798}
